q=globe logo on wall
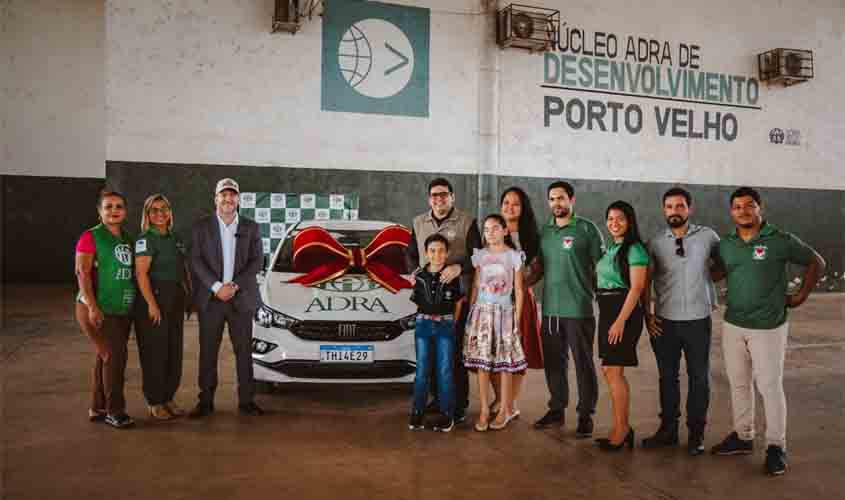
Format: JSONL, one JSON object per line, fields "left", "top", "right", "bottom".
{"left": 338, "top": 19, "right": 414, "bottom": 99}
{"left": 321, "top": 0, "right": 429, "bottom": 117}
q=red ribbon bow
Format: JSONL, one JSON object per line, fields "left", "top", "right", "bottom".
{"left": 287, "top": 225, "right": 413, "bottom": 294}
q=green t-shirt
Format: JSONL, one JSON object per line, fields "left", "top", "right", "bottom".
{"left": 135, "top": 227, "right": 186, "bottom": 282}
{"left": 597, "top": 241, "right": 649, "bottom": 290}
{"left": 539, "top": 215, "right": 605, "bottom": 318}
{"left": 719, "top": 223, "right": 814, "bottom": 330}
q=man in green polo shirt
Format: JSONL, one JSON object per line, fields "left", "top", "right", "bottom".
{"left": 711, "top": 186, "right": 824, "bottom": 477}
{"left": 528, "top": 181, "right": 604, "bottom": 437}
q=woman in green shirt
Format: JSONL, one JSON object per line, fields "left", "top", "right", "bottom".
{"left": 74, "top": 191, "right": 137, "bottom": 429}
{"left": 594, "top": 200, "right": 649, "bottom": 451}
{"left": 134, "top": 194, "right": 190, "bottom": 420}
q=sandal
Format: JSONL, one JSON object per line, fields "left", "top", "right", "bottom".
{"left": 490, "top": 414, "right": 510, "bottom": 430}
{"left": 475, "top": 413, "right": 490, "bottom": 432}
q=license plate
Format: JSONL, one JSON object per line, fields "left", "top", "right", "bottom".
{"left": 319, "top": 345, "right": 374, "bottom": 363}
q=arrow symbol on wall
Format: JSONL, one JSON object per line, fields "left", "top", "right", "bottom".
{"left": 384, "top": 42, "right": 409, "bottom": 76}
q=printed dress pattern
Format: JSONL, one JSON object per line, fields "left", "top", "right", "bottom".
{"left": 464, "top": 248, "right": 528, "bottom": 373}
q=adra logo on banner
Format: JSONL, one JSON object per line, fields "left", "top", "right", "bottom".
{"left": 321, "top": 0, "right": 430, "bottom": 117}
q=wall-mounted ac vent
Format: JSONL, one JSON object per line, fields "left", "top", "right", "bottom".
{"left": 758, "top": 48, "right": 814, "bottom": 87}
{"left": 273, "top": 0, "right": 322, "bottom": 34}
{"left": 496, "top": 4, "right": 560, "bottom": 53}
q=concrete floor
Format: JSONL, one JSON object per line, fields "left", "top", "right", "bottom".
{"left": 2, "top": 285, "right": 844, "bottom": 500}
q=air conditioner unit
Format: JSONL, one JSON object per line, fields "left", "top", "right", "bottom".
{"left": 272, "top": 0, "right": 321, "bottom": 34}
{"left": 496, "top": 4, "right": 560, "bottom": 53}
{"left": 757, "top": 48, "right": 814, "bottom": 87}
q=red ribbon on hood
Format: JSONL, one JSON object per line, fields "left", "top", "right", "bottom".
{"left": 287, "top": 225, "right": 413, "bottom": 293}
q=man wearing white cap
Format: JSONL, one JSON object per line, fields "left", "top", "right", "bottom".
{"left": 189, "top": 178, "right": 265, "bottom": 417}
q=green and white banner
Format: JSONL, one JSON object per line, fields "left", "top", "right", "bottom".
{"left": 239, "top": 192, "right": 360, "bottom": 255}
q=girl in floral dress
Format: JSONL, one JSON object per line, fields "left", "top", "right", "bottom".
{"left": 464, "top": 214, "right": 528, "bottom": 431}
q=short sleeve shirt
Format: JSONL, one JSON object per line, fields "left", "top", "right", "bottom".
{"left": 647, "top": 224, "right": 720, "bottom": 321}
{"left": 719, "top": 223, "right": 815, "bottom": 330}
{"left": 538, "top": 215, "right": 605, "bottom": 318}
{"left": 597, "top": 241, "right": 649, "bottom": 290}
{"left": 472, "top": 248, "right": 523, "bottom": 306}
{"left": 135, "top": 227, "right": 186, "bottom": 282}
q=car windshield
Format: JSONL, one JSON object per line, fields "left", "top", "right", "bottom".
{"left": 273, "top": 227, "right": 410, "bottom": 275}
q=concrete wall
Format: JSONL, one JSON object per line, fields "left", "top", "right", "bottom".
{"left": 105, "top": 0, "right": 845, "bottom": 188}
{"left": 1, "top": 0, "right": 106, "bottom": 283}
{"left": 100, "top": 0, "right": 845, "bottom": 285}
{"left": 5, "top": 0, "right": 845, "bottom": 282}
{"left": 3, "top": 0, "right": 105, "bottom": 178}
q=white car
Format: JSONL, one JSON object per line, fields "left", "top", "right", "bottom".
{"left": 252, "top": 220, "right": 417, "bottom": 384}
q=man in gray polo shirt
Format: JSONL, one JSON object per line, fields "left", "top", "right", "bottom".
{"left": 643, "top": 187, "right": 720, "bottom": 455}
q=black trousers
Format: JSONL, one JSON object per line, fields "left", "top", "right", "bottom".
{"left": 197, "top": 299, "right": 255, "bottom": 406}
{"left": 429, "top": 305, "right": 469, "bottom": 412}
{"left": 135, "top": 281, "right": 185, "bottom": 406}
{"left": 541, "top": 316, "right": 598, "bottom": 416}
{"left": 648, "top": 316, "right": 712, "bottom": 433}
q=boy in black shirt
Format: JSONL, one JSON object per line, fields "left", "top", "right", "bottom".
{"left": 409, "top": 234, "right": 465, "bottom": 432}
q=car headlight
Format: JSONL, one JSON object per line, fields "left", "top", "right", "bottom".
{"left": 397, "top": 313, "right": 417, "bottom": 331}
{"left": 255, "top": 304, "right": 298, "bottom": 330}
{"left": 252, "top": 338, "right": 278, "bottom": 354}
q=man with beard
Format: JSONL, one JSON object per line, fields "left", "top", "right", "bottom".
{"left": 408, "top": 178, "right": 482, "bottom": 425}
{"left": 529, "top": 181, "right": 603, "bottom": 437}
{"left": 710, "top": 187, "right": 824, "bottom": 476}
{"left": 642, "top": 187, "right": 720, "bottom": 455}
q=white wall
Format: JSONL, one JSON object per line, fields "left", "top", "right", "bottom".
{"left": 106, "top": 0, "right": 484, "bottom": 174}
{"left": 2, "top": 0, "right": 105, "bottom": 178}
{"left": 104, "top": 0, "right": 845, "bottom": 190}
{"left": 499, "top": 0, "right": 845, "bottom": 189}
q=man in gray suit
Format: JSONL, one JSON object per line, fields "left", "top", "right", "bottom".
{"left": 189, "top": 178, "right": 264, "bottom": 417}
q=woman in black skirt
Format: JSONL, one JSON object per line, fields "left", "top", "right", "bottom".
{"left": 594, "top": 201, "right": 649, "bottom": 451}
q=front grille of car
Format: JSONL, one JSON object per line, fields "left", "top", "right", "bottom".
{"left": 288, "top": 321, "right": 404, "bottom": 342}
{"left": 255, "top": 359, "right": 416, "bottom": 380}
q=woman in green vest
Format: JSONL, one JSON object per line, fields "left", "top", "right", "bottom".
{"left": 74, "top": 190, "right": 137, "bottom": 429}
{"left": 594, "top": 200, "right": 649, "bottom": 451}
{"left": 134, "top": 194, "right": 190, "bottom": 420}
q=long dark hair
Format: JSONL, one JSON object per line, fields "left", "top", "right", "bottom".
{"left": 500, "top": 186, "right": 539, "bottom": 263}
{"left": 605, "top": 200, "right": 643, "bottom": 287}
{"left": 483, "top": 213, "right": 516, "bottom": 250}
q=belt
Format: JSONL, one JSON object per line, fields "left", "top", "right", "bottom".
{"left": 417, "top": 313, "right": 455, "bottom": 322}
{"left": 596, "top": 288, "right": 627, "bottom": 296}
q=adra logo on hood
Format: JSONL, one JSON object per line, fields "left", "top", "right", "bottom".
{"left": 314, "top": 276, "right": 381, "bottom": 293}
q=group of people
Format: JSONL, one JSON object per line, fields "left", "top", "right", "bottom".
{"left": 74, "top": 175, "right": 824, "bottom": 478}
{"left": 74, "top": 178, "right": 266, "bottom": 431}
{"left": 405, "top": 178, "right": 824, "bottom": 477}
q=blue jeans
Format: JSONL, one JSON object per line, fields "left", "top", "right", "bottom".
{"left": 412, "top": 318, "right": 455, "bottom": 418}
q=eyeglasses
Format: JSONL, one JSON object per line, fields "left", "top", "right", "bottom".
{"left": 429, "top": 192, "right": 451, "bottom": 200}
{"left": 148, "top": 207, "right": 171, "bottom": 214}
{"left": 675, "top": 237, "right": 685, "bottom": 258}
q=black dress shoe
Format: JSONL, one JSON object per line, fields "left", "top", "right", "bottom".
{"left": 575, "top": 415, "right": 594, "bottom": 438}
{"left": 188, "top": 403, "right": 214, "bottom": 418}
{"left": 533, "top": 410, "right": 564, "bottom": 429}
{"left": 238, "top": 402, "right": 265, "bottom": 416}
{"left": 642, "top": 424, "right": 679, "bottom": 449}
{"left": 597, "top": 428, "right": 635, "bottom": 452}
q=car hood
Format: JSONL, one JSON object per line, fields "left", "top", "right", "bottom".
{"left": 264, "top": 272, "right": 416, "bottom": 321}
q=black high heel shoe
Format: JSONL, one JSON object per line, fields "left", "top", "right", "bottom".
{"left": 597, "top": 428, "right": 635, "bottom": 452}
